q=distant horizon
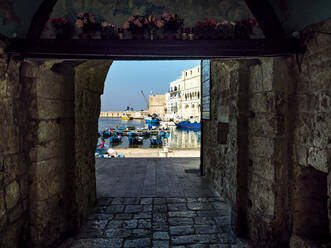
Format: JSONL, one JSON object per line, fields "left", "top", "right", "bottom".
{"left": 101, "top": 60, "right": 200, "bottom": 112}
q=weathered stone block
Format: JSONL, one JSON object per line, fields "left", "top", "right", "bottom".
{"left": 5, "top": 180, "right": 20, "bottom": 210}
{"left": 248, "top": 136, "right": 274, "bottom": 159}
{"left": 307, "top": 147, "right": 328, "bottom": 173}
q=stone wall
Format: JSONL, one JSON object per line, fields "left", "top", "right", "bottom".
{"left": 0, "top": 52, "right": 29, "bottom": 248}
{"left": 203, "top": 18, "right": 331, "bottom": 247}
{"left": 100, "top": 110, "right": 149, "bottom": 119}
{"left": 288, "top": 18, "right": 330, "bottom": 247}
{"left": 21, "top": 60, "right": 78, "bottom": 247}
{"left": 202, "top": 59, "right": 249, "bottom": 236}
{"left": 74, "top": 61, "right": 111, "bottom": 223}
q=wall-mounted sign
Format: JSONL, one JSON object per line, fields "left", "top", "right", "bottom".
{"left": 201, "top": 60, "right": 211, "bottom": 120}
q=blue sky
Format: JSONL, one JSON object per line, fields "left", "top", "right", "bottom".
{"left": 101, "top": 60, "right": 200, "bottom": 111}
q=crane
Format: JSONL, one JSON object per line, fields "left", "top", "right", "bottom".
{"left": 141, "top": 90, "right": 149, "bottom": 109}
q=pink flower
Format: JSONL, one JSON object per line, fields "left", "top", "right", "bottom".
{"left": 134, "top": 19, "right": 143, "bottom": 27}
{"left": 77, "top": 12, "right": 84, "bottom": 18}
{"left": 76, "top": 19, "right": 83, "bottom": 28}
{"left": 123, "top": 22, "right": 130, "bottom": 29}
{"left": 89, "top": 15, "right": 96, "bottom": 23}
{"left": 128, "top": 16, "right": 135, "bottom": 22}
{"left": 156, "top": 19, "right": 164, "bottom": 28}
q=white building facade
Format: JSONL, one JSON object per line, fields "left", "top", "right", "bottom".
{"left": 165, "top": 65, "right": 201, "bottom": 121}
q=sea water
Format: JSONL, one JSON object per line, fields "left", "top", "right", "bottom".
{"left": 98, "top": 117, "right": 200, "bottom": 149}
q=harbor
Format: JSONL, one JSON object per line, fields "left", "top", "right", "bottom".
{"left": 96, "top": 117, "right": 200, "bottom": 158}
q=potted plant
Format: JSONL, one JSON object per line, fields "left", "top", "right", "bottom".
{"left": 123, "top": 15, "right": 146, "bottom": 40}
{"left": 160, "top": 13, "right": 183, "bottom": 40}
{"left": 235, "top": 19, "right": 256, "bottom": 39}
{"left": 215, "top": 20, "right": 236, "bottom": 39}
{"left": 76, "top": 12, "right": 101, "bottom": 39}
{"left": 194, "top": 19, "right": 217, "bottom": 40}
{"left": 50, "top": 17, "right": 74, "bottom": 39}
{"left": 100, "top": 21, "right": 117, "bottom": 39}
{"left": 144, "top": 15, "right": 164, "bottom": 40}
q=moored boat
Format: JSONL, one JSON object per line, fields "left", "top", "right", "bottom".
{"left": 128, "top": 136, "right": 144, "bottom": 144}
{"left": 175, "top": 121, "right": 201, "bottom": 130}
{"left": 145, "top": 114, "right": 160, "bottom": 124}
{"left": 150, "top": 135, "right": 163, "bottom": 145}
{"left": 121, "top": 113, "right": 133, "bottom": 120}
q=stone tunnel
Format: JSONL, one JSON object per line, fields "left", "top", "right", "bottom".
{"left": 0, "top": 0, "right": 330, "bottom": 247}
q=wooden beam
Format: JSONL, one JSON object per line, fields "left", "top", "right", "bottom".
{"left": 244, "top": 0, "right": 285, "bottom": 39}
{"left": 6, "top": 39, "right": 302, "bottom": 60}
{"left": 27, "top": 0, "right": 58, "bottom": 39}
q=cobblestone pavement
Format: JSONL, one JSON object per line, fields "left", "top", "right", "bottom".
{"left": 59, "top": 158, "right": 248, "bottom": 247}
{"left": 96, "top": 158, "right": 213, "bottom": 198}
{"left": 61, "top": 197, "right": 248, "bottom": 248}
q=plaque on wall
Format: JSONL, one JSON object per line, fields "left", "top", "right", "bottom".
{"left": 201, "top": 60, "right": 211, "bottom": 120}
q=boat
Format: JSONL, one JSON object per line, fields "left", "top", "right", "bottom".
{"left": 128, "top": 136, "right": 144, "bottom": 144}
{"left": 96, "top": 140, "right": 109, "bottom": 154}
{"left": 121, "top": 113, "right": 133, "bottom": 120}
{"left": 145, "top": 114, "right": 161, "bottom": 124}
{"left": 150, "top": 135, "right": 163, "bottom": 145}
{"left": 175, "top": 121, "right": 201, "bottom": 130}
{"left": 109, "top": 135, "right": 122, "bottom": 143}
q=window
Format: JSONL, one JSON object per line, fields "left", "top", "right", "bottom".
{"left": 191, "top": 70, "right": 192, "bottom": 75}
{"left": 185, "top": 72, "right": 187, "bottom": 76}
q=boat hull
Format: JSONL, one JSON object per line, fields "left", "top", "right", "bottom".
{"left": 121, "top": 117, "right": 133, "bottom": 120}
{"left": 175, "top": 121, "right": 201, "bottom": 130}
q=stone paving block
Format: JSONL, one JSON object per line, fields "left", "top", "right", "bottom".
{"left": 196, "top": 211, "right": 219, "bottom": 217}
{"left": 143, "top": 204, "right": 152, "bottom": 212}
{"left": 140, "top": 198, "right": 152, "bottom": 204}
{"left": 171, "top": 234, "right": 219, "bottom": 245}
{"left": 70, "top": 238, "right": 123, "bottom": 248}
{"left": 134, "top": 212, "right": 152, "bottom": 219}
{"left": 195, "top": 224, "right": 219, "bottom": 234}
{"left": 154, "top": 198, "right": 167, "bottom": 204}
{"left": 132, "top": 228, "right": 151, "bottom": 237}
{"left": 210, "top": 245, "right": 229, "bottom": 248}
{"left": 187, "top": 202, "right": 213, "bottom": 210}
{"left": 104, "top": 228, "right": 132, "bottom": 238}
{"left": 138, "top": 219, "right": 152, "bottom": 228}
{"left": 153, "top": 213, "right": 168, "bottom": 224}
{"left": 187, "top": 244, "right": 210, "bottom": 248}
{"left": 212, "top": 202, "right": 228, "bottom": 210}
{"left": 153, "top": 224, "right": 169, "bottom": 231}
{"left": 153, "top": 204, "right": 168, "bottom": 213}
{"left": 170, "top": 226, "right": 194, "bottom": 235}
{"left": 111, "top": 198, "right": 124, "bottom": 204}
{"left": 168, "top": 211, "right": 196, "bottom": 218}
{"left": 153, "top": 240, "right": 170, "bottom": 248}
{"left": 124, "top": 238, "right": 151, "bottom": 247}
{"left": 125, "top": 204, "right": 142, "bottom": 213}
{"left": 194, "top": 217, "right": 216, "bottom": 225}
{"left": 106, "top": 220, "right": 123, "bottom": 229}
{"left": 114, "top": 213, "right": 133, "bottom": 220}
{"left": 123, "top": 198, "right": 140, "bottom": 204}
{"left": 168, "top": 203, "right": 188, "bottom": 211}
{"left": 166, "top": 198, "right": 187, "bottom": 203}
{"left": 187, "top": 198, "right": 209, "bottom": 203}
{"left": 153, "top": 231, "right": 170, "bottom": 240}
{"left": 106, "top": 204, "right": 124, "bottom": 214}
{"left": 168, "top": 217, "right": 194, "bottom": 226}
{"left": 123, "top": 219, "right": 137, "bottom": 229}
